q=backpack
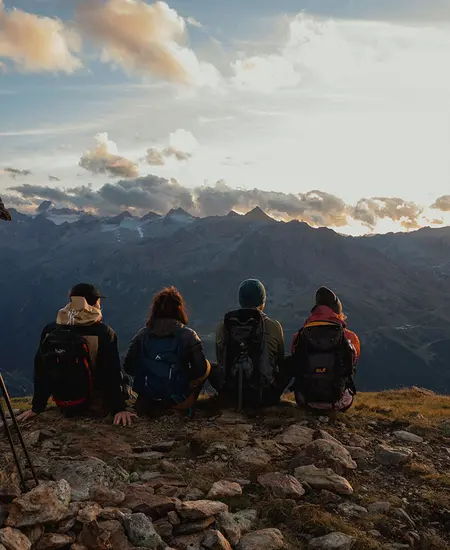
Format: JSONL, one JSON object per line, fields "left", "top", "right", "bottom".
{"left": 132, "top": 330, "right": 190, "bottom": 405}
{"left": 39, "top": 327, "right": 93, "bottom": 409}
{"left": 292, "top": 323, "right": 354, "bottom": 405}
{"left": 222, "top": 309, "right": 273, "bottom": 410}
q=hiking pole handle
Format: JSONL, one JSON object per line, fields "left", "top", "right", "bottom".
{"left": 0, "top": 374, "right": 39, "bottom": 488}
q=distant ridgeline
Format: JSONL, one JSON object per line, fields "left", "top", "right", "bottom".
{"left": 2, "top": 206, "right": 450, "bottom": 396}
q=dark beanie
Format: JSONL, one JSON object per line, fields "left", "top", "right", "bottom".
{"left": 315, "top": 286, "right": 342, "bottom": 315}
{"left": 239, "top": 279, "right": 266, "bottom": 309}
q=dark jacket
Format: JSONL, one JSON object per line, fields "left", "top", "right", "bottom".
{"left": 123, "top": 318, "right": 210, "bottom": 384}
{"left": 32, "top": 306, "right": 127, "bottom": 416}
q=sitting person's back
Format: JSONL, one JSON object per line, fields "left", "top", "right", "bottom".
{"left": 290, "top": 287, "right": 360, "bottom": 412}
{"left": 123, "top": 286, "right": 210, "bottom": 413}
{"left": 212, "top": 279, "right": 286, "bottom": 408}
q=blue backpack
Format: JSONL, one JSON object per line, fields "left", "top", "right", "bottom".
{"left": 132, "top": 329, "right": 190, "bottom": 405}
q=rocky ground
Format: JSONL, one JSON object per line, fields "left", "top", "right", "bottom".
{"left": 0, "top": 388, "right": 449, "bottom": 550}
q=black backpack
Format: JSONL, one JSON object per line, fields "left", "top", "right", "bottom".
{"left": 39, "top": 327, "right": 93, "bottom": 409}
{"left": 222, "top": 309, "right": 272, "bottom": 410}
{"left": 292, "top": 323, "right": 354, "bottom": 405}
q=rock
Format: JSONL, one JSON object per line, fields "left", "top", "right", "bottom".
{"left": 175, "top": 516, "right": 215, "bottom": 535}
{"left": 253, "top": 439, "right": 286, "bottom": 459}
{"left": 393, "top": 431, "right": 424, "bottom": 444}
{"left": 345, "top": 434, "right": 369, "bottom": 448}
{"left": 56, "top": 515, "right": 77, "bottom": 534}
{"left": 167, "top": 511, "right": 180, "bottom": 527}
{"left": 217, "top": 412, "right": 247, "bottom": 425}
{"left": 124, "top": 485, "right": 176, "bottom": 518}
{"left": 308, "top": 532, "right": 355, "bottom": 549}
{"left": 318, "top": 431, "right": 342, "bottom": 445}
{"left": 98, "top": 507, "right": 130, "bottom": 522}
{"left": 77, "top": 502, "right": 103, "bottom": 524}
{"left": 216, "top": 513, "right": 241, "bottom": 546}
{"left": 24, "top": 431, "right": 41, "bottom": 447}
{"left": 155, "top": 486, "right": 182, "bottom": 498}
{"left": 50, "top": 458, "right": 127, "bottom": 502}
{"left": 80, "top": 519, "right": 130, "bottom": 550}
{"left": 345, "top": 447, "right": 370, "bottom": 460}
{"left": 0, "top": 505, "right": 8, "bottom": 528}
{"left": 0, "top": 486, "right": 20, "bottom": 505}
{"left": 151, "top": 441, "right": 176, "bottom": 452}
{"left": 90, "top": 486, "right": 125, "bottom": 507}
{"left": 258, "top": 472, "right": 305, "bottom": 500}
{"left": 125, "top": 513, "right": 164, "bottom": 549}
{"left": 202, "top": 530, "right": 232, "bottom": 550}
{"left": 294, "top": 465, "right": 353, "bottom": 495}
{"left": 171, "top": 531, "right": 207, "bottom": 550}
{"left": 276, "top": 424, "right": 314, "bottom": 447}
{"left": 71, "top": 546, "right": 88, "bottom": 550}
{"left": 368, "top": 530, "right": 381, "bottom": 538}
{"left": 337, "top": 502, "right": 368, "bottom": 518}
{"left": 234, "top": 448, "right": 271, "bottom": 470}
{"left": 367, "top": 501, "right": 391, "bottom": 513}
{"left": 183, "top": 488, "right": 205, "bottom": 501}
{"left": 207, "top": 481, "right": 242, "bottom": 500}
{"left": 153, "top": 518, "right": 173, "bottom": 539}
{"left": 237, "top": 528, "right": 284, "bottom": 550}
{"left": 0, "top": 527, "right": 31, "bottom": 550}
{"left": 6, "top": 480, "right": 71, "bottom": 528}
{"left": 22, "top": 525, "right": 43, "bottom": 545}
{"left": 231, "top": 510, "right": 258, "bottom": 535}
{"left": 36, "top": 534, "right": 74, "bottom": 549}
{"left": 143, "top": 475, "right": 187, "bottom": 489}
{"left": 375, "top": 444, "right": 413, "bottom": 466}
{"left": 303, "top": 439, "right": 357, "bottom": 474}
{"left": 179, "top": 500, "right": 228, "bottom": 521}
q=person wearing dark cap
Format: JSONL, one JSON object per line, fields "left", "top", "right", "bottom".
{"left": 290, "top": 287, "right": 360, "bottom": 412}
{"left": 212, "top": 279, "right": 286, "bottom": 406}
{"left": 17, "top": 283, "right": 135, "bottom": 426}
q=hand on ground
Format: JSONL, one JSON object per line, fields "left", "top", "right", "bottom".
{"left": 113, "top": 411, "right": 136, "bottom": 426}
{"left": 17, "top": 410, "right": 38, "bottom": 422}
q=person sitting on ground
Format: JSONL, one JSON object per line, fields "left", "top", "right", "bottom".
{"left": 17, "top": 283, "right": 135, "bottom": 426}
{"left": 290, "top": 286, "right": 360, "bottom": 412}
{"left": 211, "top": 278, "right": 287, "bottom": 408}
{"left": 123, "top": 286, "right": 210, "bottom": 414}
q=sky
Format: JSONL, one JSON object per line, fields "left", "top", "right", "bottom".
{"left": 1, "top": 0, "right": 450, "bottom": 235}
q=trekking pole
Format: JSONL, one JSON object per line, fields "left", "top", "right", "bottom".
{"left": 0, "top": 373, "right": 39, "bottom": 491}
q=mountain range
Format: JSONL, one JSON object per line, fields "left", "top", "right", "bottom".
{"left": 1, "top": 203, "right": 450, "bottom": 395}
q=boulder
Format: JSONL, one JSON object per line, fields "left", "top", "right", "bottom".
{"left": 0, "top": 527, "right": 31, "bottom": 550}
{"left": 344, "top": 434, "right": 369, "bottom": 448}
{"left": 276, "top": 424, "right": 314, "bottom": 448}
{"left": 179, "top": 500, "right": 228, "bottom": 521}
{"left": 36, "top": 534, "right": 74, "bottom": 549}
{"left": 202, "top": 530, "right": 232, "bottom": 550}
{"left": 337, "top": 502, "right": 368, "bottom": 518}
{"left": 345, "top": 447, "right": 370, "bottom": 460}
{"left": 175, "top": 516, "right": 215, "bottom": 535}
{"left": 6, "top": 480, "right": 71, "bottom": 528}
{"left": 258, "top": 472, "right": 305, "bottom": 500}
{"left": 153, "top": 518, "right": 173, "bottom": 540}
{"left": 90, "top": 486, "right": 125, "bottom": 507}
{"left": 234, "top": 448, "right": 271, "bottom": 471}
{"left": 308, "top": 532, "right": 355, "bottom": 550}
{"left": 207, "top": 481, "right": 242, "bottom": 500}
{"left": 393, "top": 431, "right": 424, "bottom": 444}
{"left": 216, "top": 513, "right": 241, "bottom": 546}
{"left": 375, "top": 445, "right": 413, "bottom": 466}
{"left": 77, "top": 502, "right": 103, "bottom": 524}
{"left": 231, "top": 510, "right": 258, "bottom": 535}
{"left": 49, "top": 457, "right": 127, "bottom": 502}
{"left": 91, "top": 520, "right": 130, "bottom": 550}
{"left": 171, "top": 531, "right": 209, "bottom": 549}
{"left": 124, "top": 485, "right": 176, "bottom": 519}
{"left": 237, "top": 528, "right": 284, "bottom": 550}
{"left": 125, "top": 513, "right": 164, "bottom": 549}
{"left": 303, "top": 439, "right": 357, "bottom": 474}
{"left": 294, "top": 465, "right": 353, "bottom": 495}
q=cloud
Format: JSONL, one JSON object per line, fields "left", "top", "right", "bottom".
{"left": 49, "top": 176, "right": 61, "bottom": 182}
{"left": 431, "top": 195, "right": 450, "bottom": 212}
{"left": 352, "top": 197, "right": 424, "bottom": 229}
{"left": 0, "top": 0, "right": 82, "bottom": 73}
{"left": 79, "top": 133, "right": 139, "bottom": 178}
{"left": 231, "top": 55, "right": 300, "bottom": 93}
{"left": 76, "top": 0, "right": 220, "bottom": 87}
{"left": 186, "top": 17, "right": 203, "bottom": 29}
{"left": 0, "top": 167, "right": 32, "bottom": 179}
{"left": 146, "top": 129, "right": 198, "bottom": 165}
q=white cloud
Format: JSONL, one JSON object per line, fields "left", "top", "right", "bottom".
{"left": 76, "top": 0, "right": 220, "bottom": 87}
{"left": 0, "top": 0, "right": 82, "bottom": 73}
{"left": 79, "top": 133, "right": 139, "bottom": 178}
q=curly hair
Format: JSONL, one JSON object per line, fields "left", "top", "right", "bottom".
{"left": 146, "top": 286, "right": 188, "bottom": 328}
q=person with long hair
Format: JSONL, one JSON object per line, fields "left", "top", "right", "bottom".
{"left": 123, "top": 286, "right": 210, "bottom": 413}
{"left": 290, "top": 287, "right": 360, "bottom": 412}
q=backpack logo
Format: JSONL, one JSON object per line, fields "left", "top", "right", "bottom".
{"left": 155, "top": 355, "right": 162, "bottom": 360}
{"left": 315, "top": 367, "right": 327, "bottom": 373}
